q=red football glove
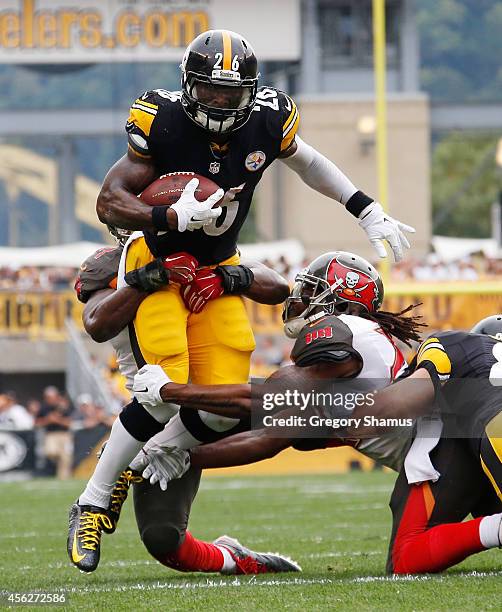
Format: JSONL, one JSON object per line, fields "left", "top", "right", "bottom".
{"left": 162, "top": 252, "right": 198, "bottom": 285}
{"left": 182, "top": 269, "right": 224, "bottom": 313}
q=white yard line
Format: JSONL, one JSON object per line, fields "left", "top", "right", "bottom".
{"left": 307, "top": 550, "right": 381, "bottom": 558}
{"left": 5, "top": 570, "right": 499, "bottom": 597}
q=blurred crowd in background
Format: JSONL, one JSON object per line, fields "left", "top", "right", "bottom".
{"left": 0, "top": 351, "right": 129, "bottom": 479}
{"left": 0, "top": 386, "right": 115, "bottom": 479}
{"left": 0, "top": 250, "right": 501, "bottom": 291}
{"left": 390, "top": 255, "right": 484, "bottom": 282}
{"left": 0, "top": 266, "right": 76, "bottom": 291}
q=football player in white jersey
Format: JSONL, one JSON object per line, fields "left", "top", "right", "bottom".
{"left": 133, "top": 250, "right": 423, "bottom": 477}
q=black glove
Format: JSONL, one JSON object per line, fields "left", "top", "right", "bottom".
{"left": 124, "top": 258, "right": 169, "bottom": 292}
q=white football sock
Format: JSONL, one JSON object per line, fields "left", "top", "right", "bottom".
{"left": 479, "top": 513, "right": 502, "bottom": 548}
{"left": 141, "top": 409, "right": 240, "bottom": 453}
{"left": 144, "top": 401, "right": 179, "bottom": 424}
{"left": 78, "top": 417, "right": 143, "bottom": 508}
{"left": 215, "top": 545, "right": 237, "bottom": 573}
{"left": 147, "top": 412, "right": 201, "bottom": 451}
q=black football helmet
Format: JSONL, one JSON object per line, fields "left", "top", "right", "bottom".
{"left": 471, "top": 314, "right": 502, "bottom": 339}
{"left": 283, "top": 251, "right": 384, "bottom": 338}
{"left": 180, "top": 29, "right": 259, "bottom": 135}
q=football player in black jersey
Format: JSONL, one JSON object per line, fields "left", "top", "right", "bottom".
{"left": 69, "top": 243, "right": 299, "bottom": 573}
{"left": 73, "top": 29, "right": 414, "bottom": 569}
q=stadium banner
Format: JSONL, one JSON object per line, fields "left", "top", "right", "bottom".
{"left": 247, "top": 284, "right": 502, "bottom": 335}
{"left": 0, "top": 0, "right": 300, "bottom": 63}
{"left": 0, "top": 284, "right": 502, "bottom": 339}
{"left": 0, "top": 291, "right": 81, "bottom": 339}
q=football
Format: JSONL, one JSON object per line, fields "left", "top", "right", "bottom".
{"left": 139, "top": 172, "right": 222, "bottom": 207}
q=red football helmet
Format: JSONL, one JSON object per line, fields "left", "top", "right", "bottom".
{"left": 283, "top": 251, "right": 384, "bottom": 338}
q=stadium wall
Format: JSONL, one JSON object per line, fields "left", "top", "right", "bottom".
{"left": 256, "top": 94, "right": 431, "bottom": 259}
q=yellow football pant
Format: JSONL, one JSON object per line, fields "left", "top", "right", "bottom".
{"left": 125, "top": 237, "right": 256, "bottom": 384}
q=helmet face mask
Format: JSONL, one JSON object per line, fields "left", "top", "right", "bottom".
{"left": 183, "top": 73, "right": 257, "bottom": 134}
{"left": 181, "top": 30, "right": 259, "bottom": 136}
{"left": 192, "top": 81, "right": 254, "bottom": 110}
{"left": 107, "top": 224, "right": 132, "bottom": 246}
{"left": 283, "top": 251, "right": 384, "bottom": 338}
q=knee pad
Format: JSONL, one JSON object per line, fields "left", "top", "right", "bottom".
{"left": 141, "top": 524, "right": 184, "bottom": 560}
{"left": 179, "top": 407, "right": 250, "bottom": 443}
{"left": 198, "top": 410, "right": 240, "bottom": 432}
{"left": 119, "top": 398, "right": 164, "bottom": 442}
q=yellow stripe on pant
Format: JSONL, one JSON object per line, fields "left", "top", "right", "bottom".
{"left": 480, "top": 411, "right": 502, "bottom": 501}
{"left": 125, "top": 237, "right": 256, "bottom": 384}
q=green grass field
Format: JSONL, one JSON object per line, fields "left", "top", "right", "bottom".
{"left": 1, "top": 472, "right": 500, "bottom": 611}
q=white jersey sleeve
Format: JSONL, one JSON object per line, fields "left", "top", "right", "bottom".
{"left": 338, "top": 314, "right": 406, "bottom": 384}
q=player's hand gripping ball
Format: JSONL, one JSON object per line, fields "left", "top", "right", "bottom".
{"left": 140, "top": 172, "right": 224, "bottom": 232}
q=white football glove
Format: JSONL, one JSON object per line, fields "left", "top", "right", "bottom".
{"left": 133, "top": 364, "right": 172, "bottom": 410}
{"left": 358, "top": 202, "right": 415, "bottom": 263}
{"left": 130, "top": 446, "right": 191, "bottom": 490}
{"left": 170, "top": 178, "right": 224, "bottom": 232}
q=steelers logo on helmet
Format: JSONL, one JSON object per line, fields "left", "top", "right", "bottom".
{"left": 180, "top": 29, "right": 259, "bottom": 136}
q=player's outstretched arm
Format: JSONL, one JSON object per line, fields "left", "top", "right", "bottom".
{"left": 130, "top": 428, "right": 292, "bottom": 489}
{"left": 280, "top": 136, "right": 415, "bottom": 262}
{"left": 190, "top": 428, "right": 291, "bottom": 469}
{"left": 241, "top": 259, "right": 290, "bottom": 305}
{"left": 162, "top": 383, "right": 252, "bottom": 417}
{"left": 133, "top": 364, "right": 252, "bottom": 419}
{"left": 346, "top": 368, "right": 436, "bottom": 438}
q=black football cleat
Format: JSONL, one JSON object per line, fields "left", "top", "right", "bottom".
{"left": 67, "top": 502, "right": 113, "bottom": 572}
{"left": 213, "top": 535, "right": 301, "bottom": 575}
{"left": 104, "top": 469, "right": 143, "bottom": 534}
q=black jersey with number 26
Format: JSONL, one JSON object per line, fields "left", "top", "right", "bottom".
{"left": 126, "top": 87, "right": 299, "bottom": 265}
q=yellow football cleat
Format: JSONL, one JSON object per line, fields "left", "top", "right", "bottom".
{"left": 103, "top": 469, "right": 143, "bottom": 535}
{"left": 67, "top": 503, "right": 113, "bottom": 572}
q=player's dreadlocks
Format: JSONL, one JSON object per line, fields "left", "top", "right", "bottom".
{"left": 360, "top": 303, "right": 426, "bottom": 347}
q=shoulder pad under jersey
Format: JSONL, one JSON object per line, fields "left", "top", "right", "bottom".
{"left": 415, "top": 332, "right": 454, "bottom": 382}
{"left": 254, "top": 87, "right": 300, "bottom": 153}
{"left": 291, "top": 314, "right": 362, "bottom": 368}
{"left": 75, "top": 246, "right": 123, "bottom": 303}
{"left": 126, "top": 89, "right": 182, "bottom": 157}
